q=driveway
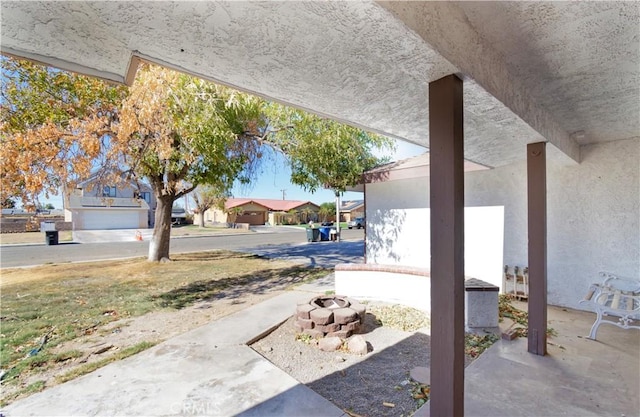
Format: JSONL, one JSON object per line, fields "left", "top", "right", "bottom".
{"left": 246, "top": 240, "right": 364, "bottom": 268}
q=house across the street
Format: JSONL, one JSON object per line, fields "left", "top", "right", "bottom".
{"left": 64, "top": 177, "right": 156, "bottom": 230}
{"left": 204, "top": 198, "right": 320, "bottom": 226}
{"left": 339, "top": 200, "right": 364, "bottom": 223}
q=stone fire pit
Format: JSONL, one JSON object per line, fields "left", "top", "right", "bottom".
{"left": 295, "top": 295, "right": 366, "bottom": 339}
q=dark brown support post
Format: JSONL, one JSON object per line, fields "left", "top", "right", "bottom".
{"left": 429, "top": 74, "right": 465, "bottom": 416}
{"left": 527, "top": 142, "right": 547, "bottom": 355}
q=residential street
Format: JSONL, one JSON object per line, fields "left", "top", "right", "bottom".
{"left": 0, "top": 228, "right": 364, "bottom": 269}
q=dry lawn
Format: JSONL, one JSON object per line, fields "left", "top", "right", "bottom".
{"left": 0, "top": 251, "right": 328, "bottom": 405}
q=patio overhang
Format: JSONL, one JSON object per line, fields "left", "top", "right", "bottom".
{"left": 2, "top": 2, "right": 636, "bottom": 168}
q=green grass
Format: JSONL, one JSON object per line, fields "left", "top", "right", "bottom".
{"left": 0, "top": 251, "right": 328, "bottom": 402}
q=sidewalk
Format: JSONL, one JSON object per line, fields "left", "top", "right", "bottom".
{"left": 72, "top": 227, "right": 258, "bottom": 244}
{"left": 2, "top": 276, "right": 343, "bottom": 417}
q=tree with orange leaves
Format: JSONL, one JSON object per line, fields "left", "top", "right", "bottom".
{"left": 1, "top": 56, "right": 126, "bottom": 209}
{"left": 2, "top": 59, "right": 264, "bottom": 261}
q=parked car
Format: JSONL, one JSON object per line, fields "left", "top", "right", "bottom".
{"left": 171, "top": 208, "right": 187, "bottom": 225}
{"left": 348, "top": 217, "right": 365, "bottom": 229}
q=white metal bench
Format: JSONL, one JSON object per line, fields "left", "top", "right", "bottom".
{"left": 503, "top": 265, "right": 529, "bottom": 300}
{"left": 580, "top": 272, "right": 640, "bottom": 340}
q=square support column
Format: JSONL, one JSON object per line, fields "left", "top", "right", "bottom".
{"left": 429, "top": 74, "right": 465, "bottom": 416}
{"left": 527, "top": 142, "right": 547, "bottom": 355}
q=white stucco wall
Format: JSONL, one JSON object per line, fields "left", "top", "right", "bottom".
{"left": 365, "top": 182, "right": 505, "bottom": 290}
{"left": 366, "top": 137, "right": 639, "bottom": 310}
{"left": 465, "top": 138, "right": 640, "bottom": 308}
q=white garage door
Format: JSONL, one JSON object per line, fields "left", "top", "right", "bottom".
{"left": 82, "top": 210, "right": 141, "bottom": 230}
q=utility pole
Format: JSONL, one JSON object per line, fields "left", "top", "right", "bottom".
{"left": 335, "top": 191, "right": 341, "bottom": 242}
{"left": 280, "top": 189, "right": 286, "bottom": 200}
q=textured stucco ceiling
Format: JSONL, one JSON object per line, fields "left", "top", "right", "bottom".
{"left": 1, "top": 1, "right": 638, "bottom": 167}
{"left": 455, "top": 1, "right": 640, "bottom": 146}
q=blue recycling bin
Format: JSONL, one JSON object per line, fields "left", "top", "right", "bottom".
{"left": 319, "top": 227, "right": 330, "bottom": 241}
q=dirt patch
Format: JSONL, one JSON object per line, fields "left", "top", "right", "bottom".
{"left": 250, "top": 301, "right": 492, "bottom": 416}
{"left": 251, "top": 302, "right": 433, "bottom": 417}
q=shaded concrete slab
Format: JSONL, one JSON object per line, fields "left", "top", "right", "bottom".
{"left": 2, "top": 287, "right": 345, "bottom": 417}
{"left": 414, "top": 303, "right": 640, "bottom": 416}
{"left": 245, "top": 241, "right": 364, "bottom": 269}
{"left": 463, "top": 337, "right": 634, "bottom": 417}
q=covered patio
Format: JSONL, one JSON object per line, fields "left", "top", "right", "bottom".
{"left": 2, "top": 2, "right": 638, "bottom": 415}
{"left": 456, "top": 302, "right": 639, "bottom": 416}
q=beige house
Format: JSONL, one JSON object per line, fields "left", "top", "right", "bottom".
{"left": 339, "top": 200, "right": 364, "bottom": 222}
{"left": 205, "top": 198, "right": 320, "bottom": 226}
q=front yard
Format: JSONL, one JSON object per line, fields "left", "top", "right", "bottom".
{"left": 0, "top": 251, "right": 327, "bottom": 405}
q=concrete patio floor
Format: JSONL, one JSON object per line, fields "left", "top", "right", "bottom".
{"left": 3, "top": 276, "right": 638, "bottom": 417}
{"left": 417, "top": 301, "right": 640, "bottom": 417}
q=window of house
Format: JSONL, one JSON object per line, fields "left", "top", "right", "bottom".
{"left": 103, "top": 185, "right": 116, "bottom": 197}
{"left": 140, "top": 192, "right": 151, "bottom": 203}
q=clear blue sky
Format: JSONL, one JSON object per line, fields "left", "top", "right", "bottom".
{"left": 230, "top": 139, "right": 426, "bottom": 205}
{"left": 41, "top": 139, "right": 426, "bottom": 209}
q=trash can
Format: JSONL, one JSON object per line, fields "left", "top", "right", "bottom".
{"left": 319, "top": 227, "right": 330, "bottom": 241}
{"left": 306, "top": 228, "right": 320, "bottom": 242}
{"left": 45, "top": 231, "right": 59, "bottom": 245}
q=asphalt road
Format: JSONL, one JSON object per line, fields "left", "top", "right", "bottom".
{"left": 0, "top": 228, "right": 365, "bottom": 269}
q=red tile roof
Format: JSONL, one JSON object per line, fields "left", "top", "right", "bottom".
{"left": 225, "top": 198, "right": 320, "bottom": 211}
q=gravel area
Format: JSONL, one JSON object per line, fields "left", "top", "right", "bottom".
{"left": 251, "top": 302, "right": 432, "bottom": 417}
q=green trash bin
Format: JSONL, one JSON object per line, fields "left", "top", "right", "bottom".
{"left": 306, "top": 228, "right": 320, "bottom": 242}
{"left": 45, "top": 231, "right": 59, "bottom": 245}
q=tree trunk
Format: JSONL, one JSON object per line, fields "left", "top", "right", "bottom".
{"left": 197, "top": 212, "right": 205, "bottom": 228}
{"left": 148, "top": 196, "right": 174, "bottom": 262}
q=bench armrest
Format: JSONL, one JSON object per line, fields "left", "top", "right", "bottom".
{"left": 582, "top": 279, "right": 639, "bottom": 311}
